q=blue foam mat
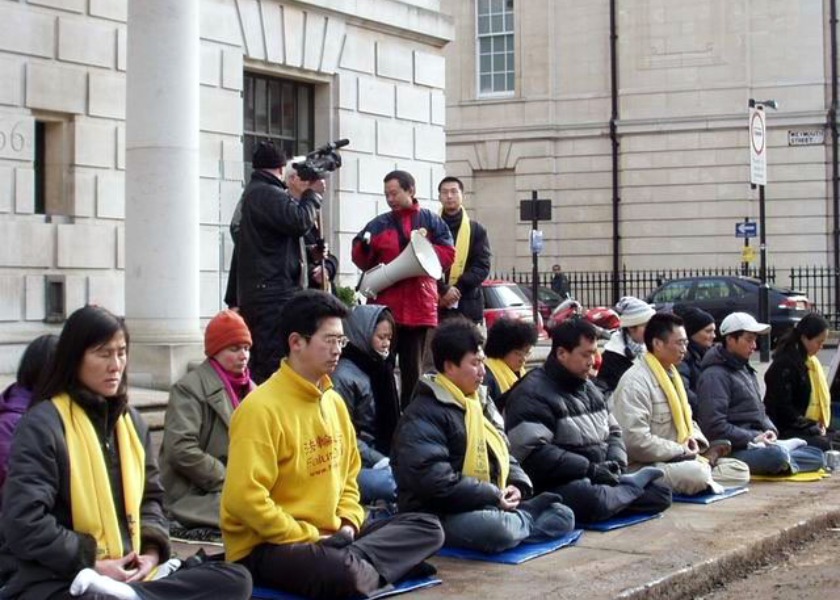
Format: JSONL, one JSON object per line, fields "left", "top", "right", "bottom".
{"left": 436, "top": 529, "right": 583, "bottom": 564}
{"left": 252, "top": 577, "right": 441, "bottom": 600}
{"left": 582, "top": 512, "right": 662, "bottom": 531}
{"left": 672, "top": 486, "right": 749, "bottom": 504}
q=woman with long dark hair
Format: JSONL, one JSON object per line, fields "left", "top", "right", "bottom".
{"left": 764, "top": 313, "right": 836, "bottom": 450}
{"left": 0, "top": 305, "right": 251, "bottom": 600}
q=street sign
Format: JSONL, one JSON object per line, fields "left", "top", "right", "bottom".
{"left": 735, "top": 221, "right": 757, "bottom": 238}
{"left": 529, "top": 230, "right": 544, "bottom": 254}
{"left": 519, "top": 198, "right": 552, "bottom": 222}
{"left": 741, "top": 246, "right": 756, "bottom": 263}
{"left": 788, "top": 130, "right": 825, "bottom": 146}
{"left": 749, "top": 106, "right": 767, "bottom": 186}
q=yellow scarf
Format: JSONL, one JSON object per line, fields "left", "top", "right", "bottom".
{"left": 485, "top": 358, "right": 525, "bottom": 395}
{"left": 435, "top": 374, "right": 510, "bottom": 488}
{"left": 643, "top": 354, "right": 694, "bottom": 443}
{"left": 445, "top": 209, "right": 471, "bottom": 285}
{"left": 52, "top": 393, "right": 145, "bottom": 560}
{"left": 805, "top": 355, "right": 831, "bottom": 428}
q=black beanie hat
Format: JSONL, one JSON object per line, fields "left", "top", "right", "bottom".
{"left": 252, "top": 142, "right": 284, "bottom": 170}
{"left": 674, "top": 305, "right": 715, "bottom": 338}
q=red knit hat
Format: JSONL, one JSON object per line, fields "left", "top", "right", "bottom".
{"left": 204, "top": 310, "right": 252, "bottom": 357}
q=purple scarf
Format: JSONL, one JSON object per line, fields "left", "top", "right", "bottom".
{"left": 208, "top": 359, "right": 255, "bottom": 409}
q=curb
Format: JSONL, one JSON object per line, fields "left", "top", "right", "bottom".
{"left": 616, "top": 507, "right": 840, "bottom": 600}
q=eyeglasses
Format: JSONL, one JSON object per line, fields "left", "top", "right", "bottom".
{"left": 670, "top": 339, "right": 689, "bottom": 348}
{"left": 304, "top": 334, "right": 349, "bottom": 349}
{"left": 513, "top": 348, "right": 533, "bottom": 359}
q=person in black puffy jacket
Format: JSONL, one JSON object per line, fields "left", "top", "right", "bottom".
{"left": 392, "top": 319, "right": 575, "bottom": 554}
{"left": 505, "top": 320, "right": 672, "bottom": 525}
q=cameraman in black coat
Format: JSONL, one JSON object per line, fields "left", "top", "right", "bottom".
{"left": 236, "top": 142, "right": 321, "bottom": 383}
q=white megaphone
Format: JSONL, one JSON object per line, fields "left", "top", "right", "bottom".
{"left": 358, "top": 230, "right": 442, "bottom": 298}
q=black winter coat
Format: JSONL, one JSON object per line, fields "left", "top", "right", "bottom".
{"left": 438, "top": 211, "right": 491, "bottom": 324}
{"left": 677, "top": 341, "right": 706, "bottom": 413}
{"left": 504, "top": 355, "right": 627, "bottom": 493}
{"left": 236, "top": 170, "right": 319, "bottom": 306}
{"left": 391, "top": 376, "right": 532, "bottom": 515}
{"left": 0, "top": 391, "right": 170, "bottom": 600}
{"left": 696, "top": 345, "right": 776, "bottom": 449}
{"left": 764, "top": 347, "right": 823, "bottom": 439}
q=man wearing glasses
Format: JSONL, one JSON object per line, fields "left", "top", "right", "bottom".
{"left": 221, "top": 290, "right": 443, "bottom": 599}
{"left": 612, "top": 313, "right": 750, "bottom": 495}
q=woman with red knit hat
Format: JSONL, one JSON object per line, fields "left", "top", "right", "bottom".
{"left": 159, "top": 310, "right": 254, "bottom": 537}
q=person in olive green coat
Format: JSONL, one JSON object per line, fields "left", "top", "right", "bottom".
{"left": 159, "top": 310, "right": 254, "bottom": 529}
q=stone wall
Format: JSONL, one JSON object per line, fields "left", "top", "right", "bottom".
{"left": 0, "top": 0, "right": 452, "bottom": 363}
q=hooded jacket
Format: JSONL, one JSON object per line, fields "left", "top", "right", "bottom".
{"left": 696, "top": 344, "right": 777, "bottom": 449}
{"left": 331, "top": 305, "right": 401, "bottom": 466}
{"left": 505, "top": 355, "right": 627, "bottom": 493}
{"left": 391, "top": 374, "right": 532, "bottom": 515}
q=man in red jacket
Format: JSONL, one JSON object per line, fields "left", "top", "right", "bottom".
{"left": 353, "top": 170, "right": 455, "bottom": 408}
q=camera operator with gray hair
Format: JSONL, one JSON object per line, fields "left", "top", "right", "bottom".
{"left": 285, "top": 156, "right": 338, "bottom": 292}
{"left": 234, "top": 142, "right": 322, "bottom": 384}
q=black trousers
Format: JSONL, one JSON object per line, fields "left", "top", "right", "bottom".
{"left": 240, "top": 297, "right": 294, "bottom": 385}
{"left": 43, "top": 562, "right": 252, "bottom": 600}
{"left": 395, "top": 326, "right": 429, "bottom": 409}
{"left": 239, "top": 513, "right": 443, "bottom": 600}
{"left": 552, "top": 479, "right": 672, "bottom": 524}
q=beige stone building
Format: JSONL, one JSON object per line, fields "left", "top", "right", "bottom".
{"left": 444, "top": 0, "right": 835, "bottom": 277}
{"left": 0, "top": 0, "right": 451, "bottom": 377}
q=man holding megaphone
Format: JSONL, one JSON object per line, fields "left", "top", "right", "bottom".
{"left": 353, "top": 170, "right": 455, "bottom": 408}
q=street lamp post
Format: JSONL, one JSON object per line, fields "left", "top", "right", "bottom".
{"left": 749, "top": 98, "right": 778, "bottom": 362}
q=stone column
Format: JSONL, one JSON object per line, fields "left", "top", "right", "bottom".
{"left": 124, "top": 0, "right": 202, "bottom": 388}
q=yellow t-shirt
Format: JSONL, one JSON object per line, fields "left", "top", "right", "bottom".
{"left": 221, "top": 360, "right": 365, "bottom": 562}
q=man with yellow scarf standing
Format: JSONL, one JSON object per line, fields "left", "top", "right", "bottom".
{"left": 392, "top": 319, "right": 575, "bottom": 554}
{"left": 612, "top": 313, "right": 750, "bottom": 495}
{"left": 437, "top": 177, "right": 491, "bottom": 325}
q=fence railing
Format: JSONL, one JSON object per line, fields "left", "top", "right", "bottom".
{"left": 495, "top": 265, "right": 840, "bottom": 328}
{"left": 789, "top": 266, "right": 840, "bottom": 328}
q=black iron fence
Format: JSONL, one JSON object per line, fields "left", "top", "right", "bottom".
{"left": 789, "top": 266, "right": 840, "bottom": 328}
{"left": 495, "top": 265, "right": 840, "bottom": 327}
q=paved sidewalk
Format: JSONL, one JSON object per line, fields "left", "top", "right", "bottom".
{"left": 412, "top": 474, "right": 840, "bottom": 599}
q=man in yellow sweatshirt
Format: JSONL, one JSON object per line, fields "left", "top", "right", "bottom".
{"left": 221, "top": 290, "right": 443, "bottom": 599}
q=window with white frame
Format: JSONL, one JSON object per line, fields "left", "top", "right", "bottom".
{"left": 477, "top": 0, "right": 514, "bottom": 96}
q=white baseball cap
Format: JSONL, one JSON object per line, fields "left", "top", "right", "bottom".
{"left": 719, "top": 312, "right": 770, "bottom": 336}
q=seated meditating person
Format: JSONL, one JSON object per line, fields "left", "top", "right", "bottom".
{"left": 0, "top": 305, "right": 252, "bottom": 600}
{"left": 612, "top": 313, "right": 750, "bottom": 495}
{"left": 391, "top": 318, "right": 575, "bottom": 554}
{"left": 672, "top": 305, "right": 716, "bottom": 414}
{"left": 764, "top": 313, "right": 838, "bottom": 451}
{"left": 696, "top": 312, "right": 826, "bottom": 476}
{"left": 596, "top": 296, "right": 656, "bottom": 395}
{"left": 331, "top": 305, "right": 400, "bottom": 507}
{"left": 221, "top": 290, "right": 444, "bottom": 600}
{"left": 0, "top": 333, "right": 58, "bottom": 502}
{"left": 505, "top": 319, "right": 673, "bottom": 525}
{"left": 482, "top": 317, "right": 538, "bottom": 412}
{"left": 159, "top": 309, "right": 254, "bottom": 533}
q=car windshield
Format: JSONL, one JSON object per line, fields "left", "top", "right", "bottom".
{"left": 491, "top": 284, "right": 528, "bottom": 308}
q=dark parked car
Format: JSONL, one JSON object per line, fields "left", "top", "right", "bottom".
{"left": 645, "top": 276, "right": 813, "bottom": 342}
{"left": 518, "top": 284, "right": 564, "bottom": 322}
{"left": 482, "top": 280, "right": 547, "bottom": 339}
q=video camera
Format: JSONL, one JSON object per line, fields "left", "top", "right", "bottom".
{"left": 293, "top": 138, "right": 349, "bottom": 182}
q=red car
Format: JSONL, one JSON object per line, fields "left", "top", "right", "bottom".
{"left": 482, "top": 280, "right": 548, "bottom": 339}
